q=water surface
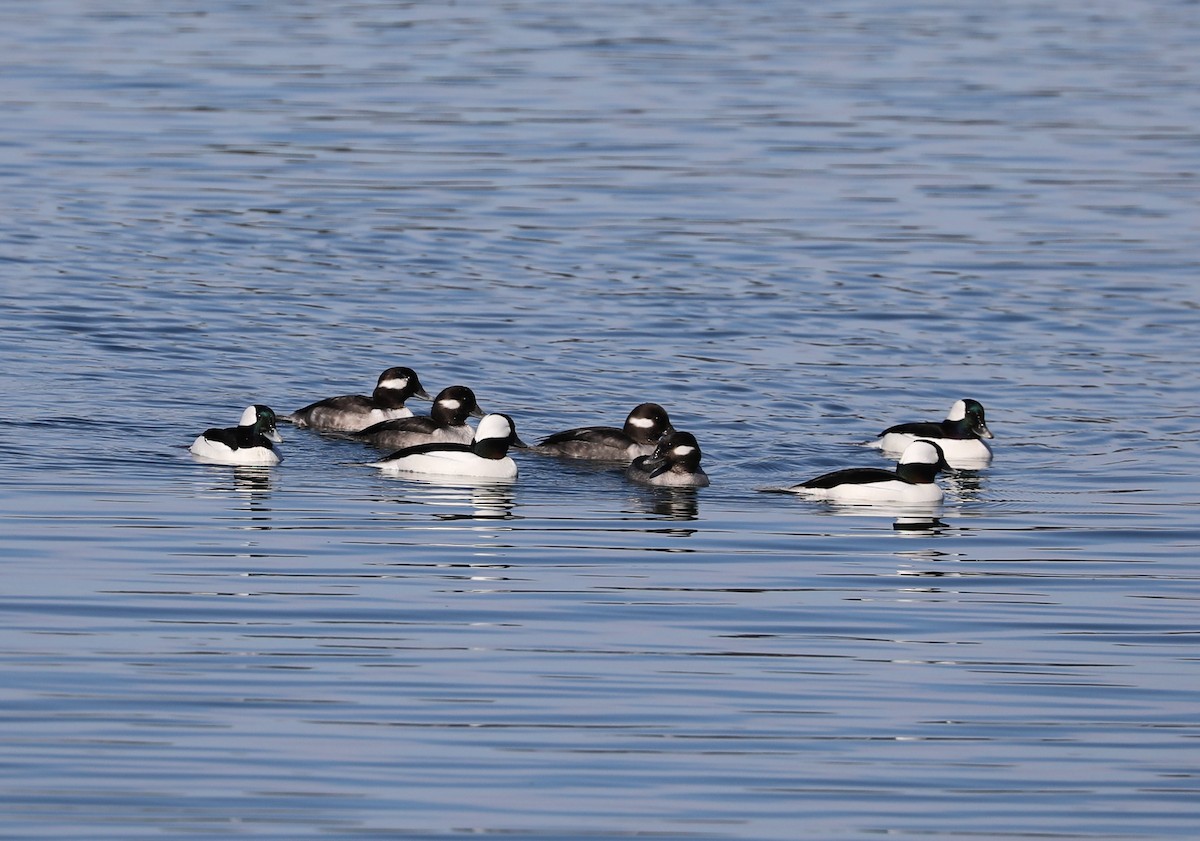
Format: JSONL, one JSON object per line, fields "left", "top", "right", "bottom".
{"left": 1, "top": 1, "right": 1198, "bottom": 838}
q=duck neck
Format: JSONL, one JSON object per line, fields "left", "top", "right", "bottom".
{"left": 896, "top": 462, "right": 938, "bottom": 484}
{"left": 941, "top": 417, "right": 974, "bottom": 439}
{"left": 374, "top": 387, "right": 410, "bottom": 409}
{"left": 472, "top": 439, "right": 509, "bottom": 460}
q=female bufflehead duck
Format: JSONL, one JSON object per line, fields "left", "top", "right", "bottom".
{"left": 533, "top": 402, "right": 674, "bottom": 461}
{"left": 625, "top": 431, "right": 710, "bottom": 488}
{"left": 783, "top": 440, "right": 948, "bottom": 505}
{"left": 870, "top": 398, "right": 993, "bottom": 467}
{"left": 190, "top": 405, "right": 283, "bottom": 466}
{"left": 371, "top": 413, "right": 526, "bottom": 480}
{"left": 353, "top": 385, "right": 485, "bottom": 450}
{"left": 286, "top": 366, "right": 432, "bottom": 432}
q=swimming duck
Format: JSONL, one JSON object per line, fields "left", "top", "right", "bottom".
{"left": 370, "top": 413, "right": 526, "bottom": 480}
{"left": 782, "top": 439, "right": 948, "bottom": 505}
{"left": 533, "top": 402, "right": 674, "bottom": 461}
{"left": 286, "top": 366, "right": 431, "bottom": 432}
{"left": 869, "top": 398, "right": 993, "bottom": 467}
{"left": 625, "top": 430, "right": 710, "bottom": 488}
{"left": 190, "top": 405, "right": 283, "bottom": 466}
{"left": 353, "top": 385, "right": 484, "bottom": 450}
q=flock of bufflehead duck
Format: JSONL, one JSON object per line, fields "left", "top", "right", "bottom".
{"left": 189, "top": 365, "right": 995, "bottom": 504}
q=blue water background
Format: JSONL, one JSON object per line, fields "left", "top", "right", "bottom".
{"left": 1, "top": 1, "right": 1198, "bottom": 838}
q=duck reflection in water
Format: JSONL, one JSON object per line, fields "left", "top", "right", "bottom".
{"left": 626, "top": 485, "right": 701, "bottom": 522}
{"left": 386, "top": 478, "right": 518, "bottom": 521}
{"left": 892, "top": 514, "right": 949, "bottom": 534}
{"left": 188, "top": 465, "right": 276, "bottom": 527}
{"left": 942, "top": 468, "right": 987, "bottom": 502}
{"left": 190, "top": 462, "right": 275, "bottom": 499}
{"left": 228, "top": 465, "right": 274, "bottom": 495}
{"left": 805, "top": 499, "right": 948, "bottom": 532}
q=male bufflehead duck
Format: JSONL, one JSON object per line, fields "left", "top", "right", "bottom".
{"left": 286, "top": 366, "right": 432, "bottom": 432}
{"left": 782, "top": 440, "right": 948, "bottom": 505}
{"left": 353, "top": 385, "right": 485, "bottom": 450}
{"left": 870, "top": 398, "right": 993, "bottom": 467}
{"left": 533, "top": 402, "right": 674, "bottom": 461}
{"left": 190, "top": 405, "right": 283, "bottom": 466}
{"left": 625, "top": 431, "right": 710, "bottom": 488}
{"left": 370, "top": 413, "right": 526, "bottom": 480}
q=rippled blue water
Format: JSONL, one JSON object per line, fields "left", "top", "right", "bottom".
{"left": 2, "top": 1, "right": 1199, "bottom": 838}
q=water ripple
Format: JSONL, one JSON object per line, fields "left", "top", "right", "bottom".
{"left": 2, "top": 0, "right": 1199, "bottom": 839}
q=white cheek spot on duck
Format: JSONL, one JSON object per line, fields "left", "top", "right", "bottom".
{"left": 945, "top": 400, "right": 967, "bottom": 421}
{"left": 440, "top": 399, "right": 462, "bottom": 411}
{"left": 379, "top": 377, "right": 409, "bottom": 390}
{"left": 673, "top": 445, "right": 696, "bottom": 457}
{"left": 629, "top": 416, "right": 656, "bottom": 428}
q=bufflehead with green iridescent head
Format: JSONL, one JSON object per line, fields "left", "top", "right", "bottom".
{"left": 870, "top": 398, "right": 993, "bottom": 467}
{"left": 533, "top": 402, "right": 674, "bottom": 462}
{"left": 190, "top": 405, "right": 283, "bottom": 466}
{"left": 353, "top": 385, "right": 485, "bottom": 450}
{"left": 625, "top": 430, "right": 709, "bottom": 488}
{"left": 783, "top": 440, "right": 948, "bottom": 505}
{"left": 286, "top": 366, "right": 431, "bottom": 432}
{"left": 371, "top": 413, "right": 525, "bottom": 480}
